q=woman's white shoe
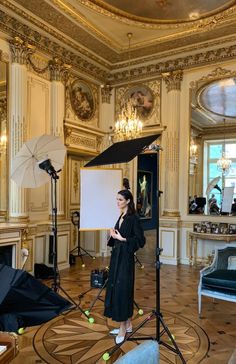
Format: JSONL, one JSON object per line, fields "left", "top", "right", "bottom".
{"left": 109, "top": 328, "right": 119, "bottom": 335}
{"left": 109, "top": 327, "right": 132, "bottom": 335}
{"left": 115, "top": 335, "right": 125, "bottom": 345}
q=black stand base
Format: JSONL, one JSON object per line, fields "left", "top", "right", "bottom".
{"left": 70, "top": 246, "right": 96, "bottom": 266}
{"left": 107, "top": 310, "right": 186, "bottom": 363}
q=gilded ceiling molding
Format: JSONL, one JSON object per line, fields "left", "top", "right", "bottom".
{"left": 49, "top": 57, "right": 71, "bottom": 82}
{"left": 162, "top": 70, "right": 183, "bottom": 92}
{"left": 101, "top": 84, "right": 112, "bottom": 104}
{"left": 109, "top": 45, "right": 236, "bottom": 85}
{"left": 0, "top": 6, "right": 109, "bottom": 81}
{"left": 9, "top": 36, "right": 35, "bottom": 64}
{"left": 50, "top": 0, "right": 120, "bottom": 51}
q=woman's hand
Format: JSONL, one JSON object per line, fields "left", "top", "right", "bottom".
{"left": 110, "top": 228, "right": 126, "bottom": 242}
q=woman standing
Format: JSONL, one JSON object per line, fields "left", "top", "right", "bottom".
{"left": 104, "top": 189, "right": 146, "bottom": 344}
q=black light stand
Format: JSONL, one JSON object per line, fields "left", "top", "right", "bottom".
{"left": 103, "top": 147, "right": 186, "bottom": 363}
{"left": 71, "top": 211, "right": 96, "bottom": 267}
{"left": 38, "top": 159, "right": 90, "bottom": 319}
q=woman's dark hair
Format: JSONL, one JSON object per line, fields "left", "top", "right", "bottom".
{"left": 118, "top": 189, "right": 136, "bottom": 215}
{"left": 123, "top": 177, "right": 130, "bottom": 190}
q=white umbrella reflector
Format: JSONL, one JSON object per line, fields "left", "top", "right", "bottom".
{"left": 11, "top": 134, "right": 66, "bottom": 188}
{"left": 206, "top": 176, "right": 221, "bottom": 196}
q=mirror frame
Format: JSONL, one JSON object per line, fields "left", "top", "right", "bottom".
{"left": 188, "top": 67, "right": 236, "bottom": 217}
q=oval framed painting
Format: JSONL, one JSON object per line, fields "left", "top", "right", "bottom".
{"left": 125, "top": 84, "right": 154, "bottom": 119}
{"left": 70, "top": 80, "right": 95, "bottom": 121}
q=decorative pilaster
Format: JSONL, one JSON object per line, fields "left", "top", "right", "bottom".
{"left": 162, "top": 70, "right": 183, "bottom": 217}
{"left": 49, "top": 58, "right": 71, "bottom": 218}
{"left": 101, "top": 84, "right": 112, "bottom": 104}
{"left": 9, "top": 37, "right": 35, "bottom": 221}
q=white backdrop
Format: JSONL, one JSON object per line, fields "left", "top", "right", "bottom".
{"left": 80, "top": 168, "right": 122, "bottom": 230}
{"left": 222, "top": 186, "right": 234, "bottom": 213}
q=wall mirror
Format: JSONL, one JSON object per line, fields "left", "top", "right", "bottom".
{"left": 189, "top": 71, "right": 236, "bottom": 216}
{"left": 0, "top": 60, "right": 8, "bottom": 220}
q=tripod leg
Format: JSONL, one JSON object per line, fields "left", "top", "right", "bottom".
{"left": 77, "top": 246, "right": 85, "bottom": 267}
{"left": 134, "top": 253, "right": 144, "bottom": 268}
{"left": 88, "top": 279, "right": 107, "bottom": 312}
{"left": 80, "top": 247, "right": 96, "bottom": 259}
{"left": 158, "top": 314, "right": 186, "bottom": 364}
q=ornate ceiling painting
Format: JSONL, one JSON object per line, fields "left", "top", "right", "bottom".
{"left": 2, "top": 0, "right": 236, "bottom": 84}
{"left": 90, "top": 0, "right": 234, "bottom": 22}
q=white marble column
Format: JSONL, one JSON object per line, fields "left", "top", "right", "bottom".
{"left": 9, "top": 37, "right": 35, "bottom": 221}
{"left": 49, "top": 58, "right": 70, "bottom": 218}
{"left": 162, "top": 70, "right": 183, "bottom": 217}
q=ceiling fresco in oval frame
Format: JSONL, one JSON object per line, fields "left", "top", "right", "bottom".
{"left": 90, "top": 0, "right": 235, "bottom": 22}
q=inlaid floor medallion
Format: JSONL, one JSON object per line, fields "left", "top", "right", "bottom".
{"left": 33, "top": 305, "right": 209, "bottom": 364}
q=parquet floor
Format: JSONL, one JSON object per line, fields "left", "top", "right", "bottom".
{"left": 10, "top": 233, "right": 236, "bottom": 364}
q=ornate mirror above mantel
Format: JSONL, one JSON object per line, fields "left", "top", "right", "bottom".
{"left": 189, "top": 68, "right": 236, "bottom": 216}
{"left": 0, "top": 58, "right": 8, "bottom": 220}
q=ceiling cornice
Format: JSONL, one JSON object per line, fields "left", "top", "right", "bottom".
{"left": 1, "top": 2, "right": 236, "bottom": 84}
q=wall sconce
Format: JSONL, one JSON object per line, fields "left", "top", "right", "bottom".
{"left": 190, "top": 138, "right": 198, "bottom": 160}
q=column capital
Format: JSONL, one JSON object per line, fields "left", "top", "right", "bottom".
{"left": 162, "top": 70, "right": 183, "bottom": 92}
{"left": 49, "top": 57, "right": 71, "bottom": 82}
{"left": 9, "top": 37, "right": 35, "bottom": 65}
{"left": 101, "top": 84, "right": 112, "bottom": 104}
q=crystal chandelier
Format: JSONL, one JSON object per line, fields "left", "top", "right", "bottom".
{"left": 217, "top": 119, "right": 232, "bottom": 175}
{"left": 114, "top": 33, "right": 143, "bottom": 141}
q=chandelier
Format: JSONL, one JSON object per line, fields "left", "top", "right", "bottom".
{"left": 217, "top": 119, "right": 232, "bottom": 175}
{"left": 114, "top": 33, "right": 143, "bottom": 141}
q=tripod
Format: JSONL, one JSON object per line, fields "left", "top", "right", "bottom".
{"left": 40, "top": 161, "right": 90, "bottom": 320}
{"left": 103, "top": 147, "right": 186, "bottom": 363}
{"left": 71, "top": 211, "right": 96, "bottom": 267}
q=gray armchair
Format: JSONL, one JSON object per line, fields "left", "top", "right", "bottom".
{"left": 198, "top": 245, "right": 236, "bottom": 317}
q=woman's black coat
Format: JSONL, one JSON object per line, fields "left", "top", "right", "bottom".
{"left": 104, "top": 213, "right": 145, "bottom": 322}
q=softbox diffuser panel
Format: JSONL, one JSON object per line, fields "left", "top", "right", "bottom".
{"left": 85, "top": 134, "right": 160, "bottom": 167}
{"left": 0, "top": 264, "right": 72, "bottom": 332}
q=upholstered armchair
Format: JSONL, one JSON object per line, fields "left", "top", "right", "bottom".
{"left": 198, "top": 245, "right": 236, "bottom": 317}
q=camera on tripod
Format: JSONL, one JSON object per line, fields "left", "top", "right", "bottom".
{"left": 90, "top": 269, "right": 108, "bottom": 288}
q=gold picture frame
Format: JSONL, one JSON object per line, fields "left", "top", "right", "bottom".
{"left": 70, "top": 79, "right": 95, "bottom": 121}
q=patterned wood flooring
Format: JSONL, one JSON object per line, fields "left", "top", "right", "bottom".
{"left": 10, "top": 246, "right": 236, "bottom": 364}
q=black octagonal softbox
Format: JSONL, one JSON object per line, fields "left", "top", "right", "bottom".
{"left": 0, "top": 264, "right": 72, "bottom": 332}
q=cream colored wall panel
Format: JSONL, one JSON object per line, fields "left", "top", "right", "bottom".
{"left": 27, "top": 74, "right": 50, "bottom": 138}
{"left": 160, "top": 228, "right": 179, "bottom": 265}
{"left": 35, "top": 235, "right": 46, "bottom": 263}
{"left": 57, "top": 233, "right": 69, "bottom": 269}
{"left": 29, "top": 184, "right": 49, "bottom": 214}
{"left": 161, "top": 230, "right": 175, "bottom": 257}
